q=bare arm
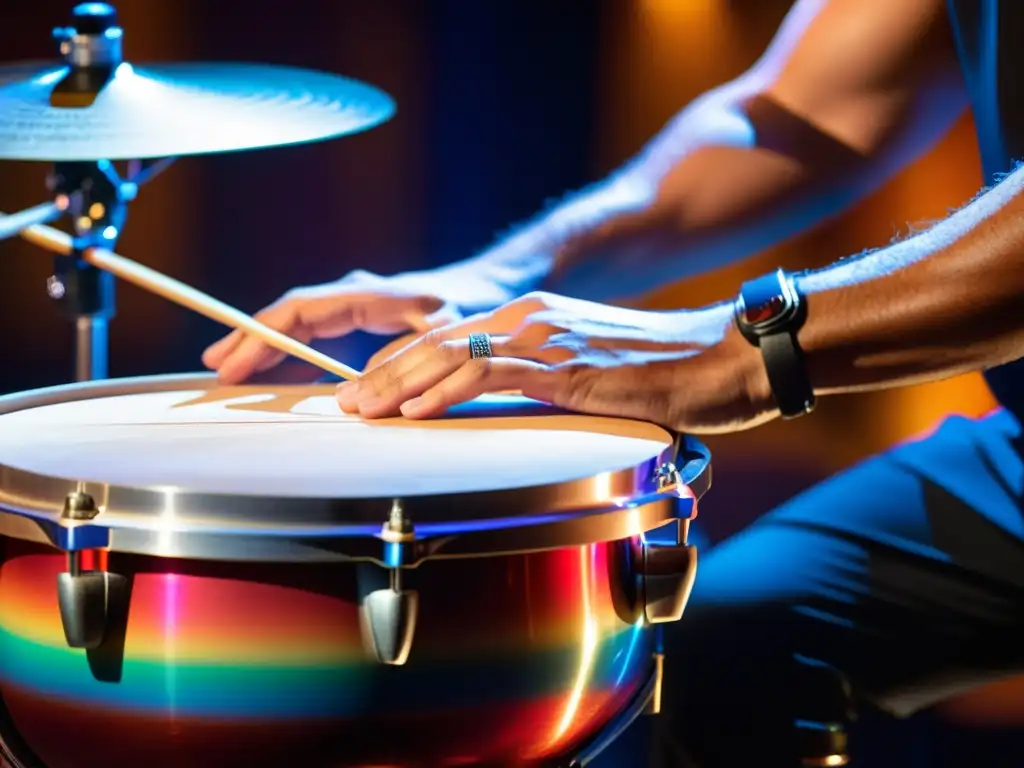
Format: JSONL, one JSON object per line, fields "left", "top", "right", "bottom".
{"left": 778, "top": 165, "right": 1024, "bottom": 401}
{"left": 438, "top": 0, "right": 967, "bottom": 305}
{"left": 343, "top": 165, "right": 1024, "bottom": 431}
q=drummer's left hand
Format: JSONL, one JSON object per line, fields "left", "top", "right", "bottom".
{"left": 336, "top": 292, "right": 776, "bottom": 434}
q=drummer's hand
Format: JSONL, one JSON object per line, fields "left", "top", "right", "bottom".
{"left": 202, "top": 270, "right": 465, "bottom": 384}
{"left": 337, "top": 292, "right": 775, "bottom": 434}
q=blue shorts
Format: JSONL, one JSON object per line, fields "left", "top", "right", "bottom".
{"left": 593, "top": 409, "right": 1024, "bottom": 767}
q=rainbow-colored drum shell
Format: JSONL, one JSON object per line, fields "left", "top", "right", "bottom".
{"left": 0, "top": 376, "right": 710, "bottom": 767}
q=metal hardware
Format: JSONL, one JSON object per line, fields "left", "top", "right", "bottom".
{"left": 356, "top": 502, "right": 420, "bottom": 665}
{"left": 655, "top": 461, "right": 683, "bottom": 494}
{"left": 61, "top": 490, "right": 99, "bottom": 520}
{"left": 642, "top": 538, "right": 698, "bottom": 624}
{"left": 608, "top": 519, "right": 699, "bottom": 626}
{"left": 795, "top": 655, "right": 854, "bottom": 767}
{"left": 0, "top": 375, "right": 712, "bottom": 563}
{"left": 643, "top": 652, "right": 665, "bottom": 715}
{"left": 55, "top": 491, "right": 127, "bottom": 649}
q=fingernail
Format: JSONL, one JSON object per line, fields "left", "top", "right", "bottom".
{"left": 357, "top": 394, "right": 385, "bottom": 413}
{"left": 335, "top": 382, "right": 357, "bottom": 404}
{"left": 399, "top": 397, "right": 424, "bottom": 416}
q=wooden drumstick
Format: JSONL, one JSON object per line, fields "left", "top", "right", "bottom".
{"left": 3, "top": 213, "right": 362, "bottom": 382}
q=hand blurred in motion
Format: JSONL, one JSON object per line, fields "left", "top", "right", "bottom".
{"left": 202, "top": 268, "right": 510, "bottom": 384}
{"left": 336, "top": 291, "right": 773, "bottom": 434}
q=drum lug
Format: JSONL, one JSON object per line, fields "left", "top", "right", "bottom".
{"left": 55, "top": 490, "right": 127, "bottom": 649}
{"left": 357, "top": 564, "right": 419, "bottom": 666}
{"left": 608, "top": 523, "right": 698, "bottom": 626}
{"left": 641, "top": 536, "right": 698, "bottom": 624}
{"left": 358, "top": 503, "right": 420, "bottom": 665}
{"left": 56, "top": 552, "right": 128, "bottom": 650}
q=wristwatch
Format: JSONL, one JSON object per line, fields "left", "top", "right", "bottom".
{"left": 733, "top": 268, "right": 816, "bottom": 418}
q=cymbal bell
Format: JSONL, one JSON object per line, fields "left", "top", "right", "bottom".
{"left": 0, "top": 59, "right": 396, "bottom": 162}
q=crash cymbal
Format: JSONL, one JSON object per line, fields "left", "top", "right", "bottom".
{"left": 0, "top": 59, "right": 396, "bottom": 162}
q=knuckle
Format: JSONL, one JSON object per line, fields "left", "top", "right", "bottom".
{"left": 553, "top": 363, "right": 597, "bottom": 409}
{"left": 518, "top": 290, "right": 554, "bottom": 309}
{"left": 281, "top": 286, "right": 314, "bottom": 304}
{"left": 533, "top": 320, "right": 562, "bottom": 337}
{"left": 465, "top": 358, "right": 493, "bottom": 381}
{"left": 438, "top": 340, "right": 465, "bottom": 362}
{"left": 422, "top": 328, "right": 448, "bottom": 349}
{"left": 348, "top": 301, "right": 370, "bottom": 331}
{"left": 371, "top": 365, "right": 404, "bottom": 397}
{"left": 517, "top": 316, "right": 561, "bottom": 339}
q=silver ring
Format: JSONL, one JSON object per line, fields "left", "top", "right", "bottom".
{"left": 468, "top": 332, "right": 494, "bottom": 359}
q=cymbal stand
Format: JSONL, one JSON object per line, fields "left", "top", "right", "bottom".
{"left": 39, "top": 3, "right": 175, "bottom": 382}
{"left": 0, "top": 156, "right": 174, "bottom": 383}
{"left": 45, "top": 159, "right": 136, "bottom": 382}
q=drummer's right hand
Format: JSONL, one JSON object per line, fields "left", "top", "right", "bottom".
{"left": 202, "top": 269, "right": 463, "bottom": 384}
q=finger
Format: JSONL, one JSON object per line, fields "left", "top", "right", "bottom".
{"left": 399, "top": 358, "right": 556, "bottom": 419}
{"left": 398, "top": 303, "right": 528, "bottom": 344}
{"left": 339, "top": 330, "right": 448, "bottom": 409}
{"left": 340, "top": 327, "right": 461, "bottom": 413}
{"left": 355, "top": 315, "right": 493, "bottom": 392}
{"left": 311, "top": 293, "right": 447, "bottom": 337}
{"left": 422, "top": 301, "right": 463, "bottom": 328}
{"left": 202, "top": 328, "right": 244, "bottom": 369}
{"left": 340, "top": 306, "right": 526, "bottom": 411}
{"left": 362, "top": 303, "right": 463, "bottom": 370}
{"left": 213, "top": 303, "right": 304, "bottom": 384}
{"left": 365, "top": 331, "right": 422, "bottom": 371}
{"left": 400, "top": 304, "right": 457, "bottom": 334}
{"left": 216, "top": 334, "right": 291, "bottom": 384}
{"left": 349, "top": 336, "right": 517, "bottom": 419}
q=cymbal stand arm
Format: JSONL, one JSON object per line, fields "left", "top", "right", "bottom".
{"left": 0, "top": 201, "right": 66, "bottom": 242}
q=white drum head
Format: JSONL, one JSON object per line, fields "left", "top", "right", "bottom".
{"left": 0, "top": 384, "right": 674, "bottom": 498}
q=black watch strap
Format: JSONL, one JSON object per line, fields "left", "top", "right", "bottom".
{"left": 735, "top": 269, "right": 816, "bottom": 419}
{"left": 759, "top": 330, "right": 814, "bottom": 418}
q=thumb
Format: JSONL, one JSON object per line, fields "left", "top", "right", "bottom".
{"left": 414, "top": 300, "right": 463, "bottom": 331}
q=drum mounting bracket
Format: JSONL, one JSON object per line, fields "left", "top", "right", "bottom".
{"left": 609, "top": 519, "right": 699, "bottom": 626}
{"left": 55, "top": 491, "right": 129, "bottom": 650}
{"left": 356, "top": 499, "right": 420, "bottom": 666}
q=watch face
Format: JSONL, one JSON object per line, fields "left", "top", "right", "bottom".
{"left": 742, "top": 294, "right": 786, "bottom": 325}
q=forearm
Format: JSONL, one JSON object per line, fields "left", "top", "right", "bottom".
{"left": 431, "top": 170, "right": 653, "bottom": 311}
{"left": 439, "top": 85, "right": 816, "bottom": 302}
{"left": 787, "top": 165, "right": 1024, "bottom": 398}
{"left": 441, "top": 88, "right": 957, "bottom": 306}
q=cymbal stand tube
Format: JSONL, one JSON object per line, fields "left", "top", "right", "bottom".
{"left": 73, "top": 316, "right": 108, "bottom": 382}
{"left": 46, "top": 159, "right": 132, "bottom": 382}
{"left": 43, "top": 3, "right": 126, "bottom": 382}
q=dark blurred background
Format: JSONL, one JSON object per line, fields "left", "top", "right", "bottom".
{"left": 1, "top": 0, "right": 1021, "bottom": 763}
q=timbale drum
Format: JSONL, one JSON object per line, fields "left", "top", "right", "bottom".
{"left": 0, "top": 374, "right": 709, "bottom": 767}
